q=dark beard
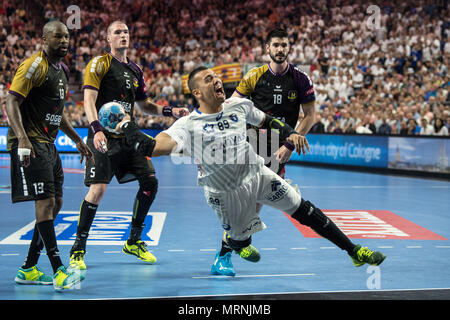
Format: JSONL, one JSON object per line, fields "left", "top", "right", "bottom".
{"left": 269, "top": 52, "right": 287, "bottom": 64}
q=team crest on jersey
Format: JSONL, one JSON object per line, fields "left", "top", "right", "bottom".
{"left": 203, "top": 123, "right": 215, "bottom": 133}
{"left": 133, "top": 78, "right": 139, "bottom": 88}
{"left": 229, "top": 113, "right": 238, "bottom": 122}
{"left": 288, "top": 90, "right": 297, "bottom": 100}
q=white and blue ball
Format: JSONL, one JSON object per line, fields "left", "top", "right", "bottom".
{"left": 98, "top": 102, "right": 126, "bottom": 132}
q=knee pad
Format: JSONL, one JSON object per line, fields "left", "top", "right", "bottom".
{"left": 225, "top": 235, "right": 252, "bottom": 252}
{"left": 138, "top": 175, "right": 158, "bottom": 197}
{"left": 291, "top": 199, "right": 330, "bottom": 229}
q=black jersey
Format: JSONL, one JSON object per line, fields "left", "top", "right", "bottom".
{"left": 235, "top": 63, "right": 315, "bottom": 128}
{"left": 7, "top": 51, "right": 69, "bottom": 150}
{"left": 83, "top": 52, "right": 147, "bottom": 137}
{"left": 235, "top": 63, "right": 316, "bottom": 159}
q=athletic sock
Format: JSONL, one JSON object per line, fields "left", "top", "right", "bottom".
{"left": 128, "top": 187, "right": 156, "bottom": 244}
{"left": 71, "top": 199, "right": 98, "bottom": 254}
{"left": 36, "top": 219, "right": 63, "bottom": 274}
{"left": 22, "top": 224, "right": 44, "bottom": 269}
{"left": 292, "top": 200, "right": 356, "bottom": 255}
{"left": 219, "top": 240, "right": 233, "bottom": 256}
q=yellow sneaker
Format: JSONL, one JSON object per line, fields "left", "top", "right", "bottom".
{"left": 236, "top": 245, "right": 261, "bottom": 263}
{"left": 70, "top": 250, "right": 87, "bottom": 270}
{"left": 14, "top": 266, "right": 53, "bottom": 285}
{"left": 122, "top": 240, "right": 157, "bottom": 263}
{"left": 53, "top": 266, "right": 84, "bottom": 291}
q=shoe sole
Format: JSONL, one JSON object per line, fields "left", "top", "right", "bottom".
{"left": 69, "top": 263, "right": 87, "bottom": 271}
{"left": 53, "top": 279, "right": 82, "bottom": 291}
{"left": 211, "top": 270, "right": 236, "bottom": 276}
{"left": 122, "top": 248, "right": 157, "bottom": 263}
{"left": 353, "top": 254, "right": 387, "bottom": 267}
{"left": 14, "top": 277, "right": 52, "bottom": 285}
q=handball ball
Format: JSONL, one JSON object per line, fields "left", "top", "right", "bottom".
{"left": 98, "top": 102, "right": 125, "bottom": 132}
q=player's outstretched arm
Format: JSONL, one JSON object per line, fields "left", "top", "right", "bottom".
{"left": 136, "top": 99, "right": 189, "bottom": 118}
{"left": 115, "top": 116, "right": 178, "bottom": 157}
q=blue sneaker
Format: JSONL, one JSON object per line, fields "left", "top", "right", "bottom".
{"left": 211, "top": 252, "right": 236, "bottom": 276}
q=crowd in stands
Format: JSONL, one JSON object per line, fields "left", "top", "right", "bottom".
{"left": 1, "top": 0, "right": 449, "bottom": 136}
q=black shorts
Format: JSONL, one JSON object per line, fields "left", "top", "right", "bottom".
{"left": 84, "top": 135, "right": 155, "bottom": 186}
{"left": 9, "top": 140, "right": 64, "bottom": 203}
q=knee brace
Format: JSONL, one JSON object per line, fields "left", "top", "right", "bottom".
{"left": 291, "top": 199, "right": 330, "bottom": 230}
{"left": 138, "top": 175, "right": 158, "bottom": 196}
{"left": 225, "top": 235, "right": 252, "bottom": 252}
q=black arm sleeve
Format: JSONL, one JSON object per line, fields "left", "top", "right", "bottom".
{"left": 260, "top": 114, "right": 298, "bottom": 141}
{"left": 121, "top": 121, "right": 156, "bottom": 156}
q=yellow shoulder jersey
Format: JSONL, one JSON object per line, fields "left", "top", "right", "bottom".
{"left": 83, "top": 52, "right": 148, "bottom": 116}
{"left": 235, "top": 63, "right": 315, "bottom": 128}
{"left": 7, "top": 51, "right": 69, "bottom": 150}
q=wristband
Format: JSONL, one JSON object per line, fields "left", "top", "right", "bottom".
{"left": 18, "top": 148, "right": 31, "bottom": 161}
{"left": 90, "top": 120, "right": 104, "bottom": 134}
{"left": 162, "top": 106, "right": 173, "bottom": 117}
{"left": 283, "top": 141, "right": 295, "bottom": 151}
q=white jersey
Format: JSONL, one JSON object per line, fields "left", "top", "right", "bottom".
{"left": 164, "top": 97, "right": 266, "bottom": 191}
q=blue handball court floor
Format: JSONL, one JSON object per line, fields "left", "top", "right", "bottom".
{"left": 0, "top": 153, "right": 449, "bottom": 302}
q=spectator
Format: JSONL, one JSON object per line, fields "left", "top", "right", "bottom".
{"left": 310, "top": 114, "right": 325, "bottom": 133}
{"left": 419, "top": 117, "right": 434, "bottom": 135}
{"left": 434, "top": 118, "right": 449, "bottom": 136}
{"left": 378, "top": 116, "right": 392, "bottom": 135}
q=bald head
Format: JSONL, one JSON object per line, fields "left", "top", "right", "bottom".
{"left": 107, "top": 20, "right": 127, "bottom": 35}
{"left": 106, "top": 20, "right": 129, "bottom": 52}
{"left": 43, "top": 20, "right": 68, "bottom": 38}
{"left": 42, "top": 20, "right": 69, "bottom": 59}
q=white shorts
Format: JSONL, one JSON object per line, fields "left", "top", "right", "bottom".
{"left": 204, "top": 165, "right": 302, "bottom": 241}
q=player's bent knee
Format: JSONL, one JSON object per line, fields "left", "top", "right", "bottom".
{"left": 138, "top": 175, "right": 158, "bottom": 195}
{"left": 35, "top": 197, "right": 56, "bottom": 222}
{"left": 86, "top": 183, "right": 108, "bottom": 204}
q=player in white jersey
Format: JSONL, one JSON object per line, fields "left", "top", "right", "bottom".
{"left": 115, "top": 66, "right": 386, "bottom": 275}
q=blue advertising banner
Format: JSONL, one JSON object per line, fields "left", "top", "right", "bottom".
{"left": 290, "top": 134, "right": 388, "bottom": 168}
{"left": 1, "top": 126, "right": 449, "bottom": 175}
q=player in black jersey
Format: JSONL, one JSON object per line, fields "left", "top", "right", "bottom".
{"left": 211, "top": 28, "right": 317, "bottom": 276}
{"left": 6, "top": 21, "right": 93, "bottom": 290}
{"left": 69, "top": 21, "right": 188, "bottom": 271}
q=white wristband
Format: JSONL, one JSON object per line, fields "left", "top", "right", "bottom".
{"left": 18, "top": 148, "right": 31, "bottom": 161}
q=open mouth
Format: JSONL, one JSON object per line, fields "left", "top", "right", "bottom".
{"left": 214, "top": 84, "right": 225, "bottom": 99}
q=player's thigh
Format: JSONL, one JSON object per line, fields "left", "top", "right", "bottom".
{"left": 116, "top": 149, "right": 155, "bottom": 184}
{"left": 9, "top": 142, "right": 62, "bottom": 203}
{"left": 256, "top": 165, "right": 302, "bottom": 215}
{"left": 204, "top": 181, "right": 265, "bottom": 241}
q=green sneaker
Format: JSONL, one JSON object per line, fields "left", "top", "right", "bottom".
{"left": 236, "top": 244, "right": 261, "bottom": 263}
{"left": 14, "top": 266, "right": 53, "bottom": 285}
{"left": 53, "top": 266, "right": 85, "bottom": 291}
{"left": 122, "top": 240, "right": 157, "bottom": 263}
{"left": 70, "top": 250, "right": 87, "bottom": 270}
{"left": 350, "top": 245, "right": 386, "bottom": 267}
